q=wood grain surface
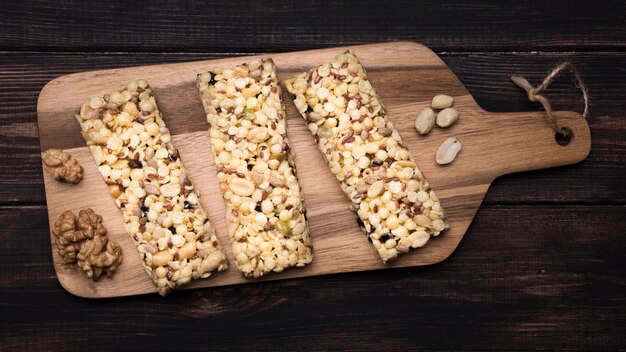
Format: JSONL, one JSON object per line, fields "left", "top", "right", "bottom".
{"left": 38, "top": 42, "right": 590, "bottom": 297}
{"left": 2, "top": 0, "right": 625, "bottom": 52}
{"left": 1, "top": 0, "right": 625, "bottom": 350}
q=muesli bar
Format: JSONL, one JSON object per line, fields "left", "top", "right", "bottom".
{"left": 197, "top": 59, "right": 312, "bottom": 278}
{"left": 76, "top": 80, "right": 227, "bottom": 295}
{"left": 285, "top": 50, "right": 450, "bottom": 262}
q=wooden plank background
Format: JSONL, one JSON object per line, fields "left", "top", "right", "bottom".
{"left": 0, "top": 0, "right": 624, "bottom": 350}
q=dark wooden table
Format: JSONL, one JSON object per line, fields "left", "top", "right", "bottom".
{"left": 1, "top": 1, "right": 625, "bottom": 350}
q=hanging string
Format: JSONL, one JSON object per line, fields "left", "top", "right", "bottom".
{"left": 511, "top": 61, "right": 589, "bottom": 137}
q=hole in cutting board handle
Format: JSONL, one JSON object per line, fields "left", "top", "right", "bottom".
{"left": 555, "top": 127, "right": 573, "bottom": 146}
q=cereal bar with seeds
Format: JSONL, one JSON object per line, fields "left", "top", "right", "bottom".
{"left": 197, "top": 59, "right": 313, "bottom": 278}
{"left": 76, "top": 80, "right": 227, "bottom": 296}
{"left": 285, "top": 50, "right": 450, "bottom": 262}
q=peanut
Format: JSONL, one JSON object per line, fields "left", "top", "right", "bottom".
{"left": 436, "top": 137, "right": 462, "bottom": 165}
{"left": 151, "top": 250, "right": 173, "bottom": 267}
{"left": 431, "top": 94, "right": 454, "bottom": 109}
{"left": 436, "top": 108, "right": 459, "bottom": 128}
{"left": 415, "top": 108, "right": 436, "bottom": 135}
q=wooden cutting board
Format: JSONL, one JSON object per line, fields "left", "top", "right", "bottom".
{"left": 37, "top": 42, "right": 591, "bottom": 298}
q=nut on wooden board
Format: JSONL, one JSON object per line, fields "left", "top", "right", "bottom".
{"left": 42, "top": 148, "right": 83, "bottom": 184}
{"left": 436, "top": 137, "right": 462, "bottom": 165}
{"left": 415, "top": 108, "right": 436, "bottom": 135}
{"left": 52, "top": 208, "right": 122, "bottom": 281}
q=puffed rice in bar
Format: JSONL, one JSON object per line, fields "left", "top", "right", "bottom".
{"left": 197, "top": 59, "right": 313, "bottom": 278}
{"left": 76, "top": 80, "right": 228, "bottom": 295}
{"left": 285, "top": 50, "right": 450, "bottom": 262}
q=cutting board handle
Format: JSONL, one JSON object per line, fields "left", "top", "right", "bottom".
{"left": 476, "top": 110, "right": 591, "bottom": 181}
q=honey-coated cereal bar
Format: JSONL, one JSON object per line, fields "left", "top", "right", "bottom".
{"left": 285, "top": 50, "right": 450, "bottom": 262}
{"left": 197, "top": 59, "right": 313, "bottom": 278}
{"left": 76, "top": 80, "right": 227, "bottom": 295}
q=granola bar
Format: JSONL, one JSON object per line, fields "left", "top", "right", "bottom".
{"left": 285, "top": 50, "right": 450, "bottom": 262}
{"left": 197, "top": 59, "right": 312, "bottom": 278}
{"left": 76, "top": 80, "right": 228, "bottom": 295}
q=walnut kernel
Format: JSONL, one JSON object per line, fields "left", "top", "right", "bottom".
{"left": 51, "top": 208, "right": 122, "bottom": 280}
{"left": 77, "top": 234, "right": 123, "bottom": 281}
{"left": 52, "top": 210, "right": 92, "bottom": 263}
{"left": 42, "top": 148, "right": 83, "bottom": 184}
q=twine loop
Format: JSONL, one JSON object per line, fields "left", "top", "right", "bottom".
{"left": 511, "top": 61, "right": 589, "bottom": 138}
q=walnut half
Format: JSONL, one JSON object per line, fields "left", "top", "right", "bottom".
{"left": 78, "top": 234, "right": 123, "bottom": 281}
{"left": 42, "top": 148, "right": 83, "bottom": 184}
{"left": 52, "top": 210, "right": 92, "bottom": 263}
{"left": 51, "top": 208, "right": 122, "bottom": 280}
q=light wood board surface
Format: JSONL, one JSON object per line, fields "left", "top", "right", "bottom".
{"left": 37, "top": 42, "right": 591, "bottom": 298}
